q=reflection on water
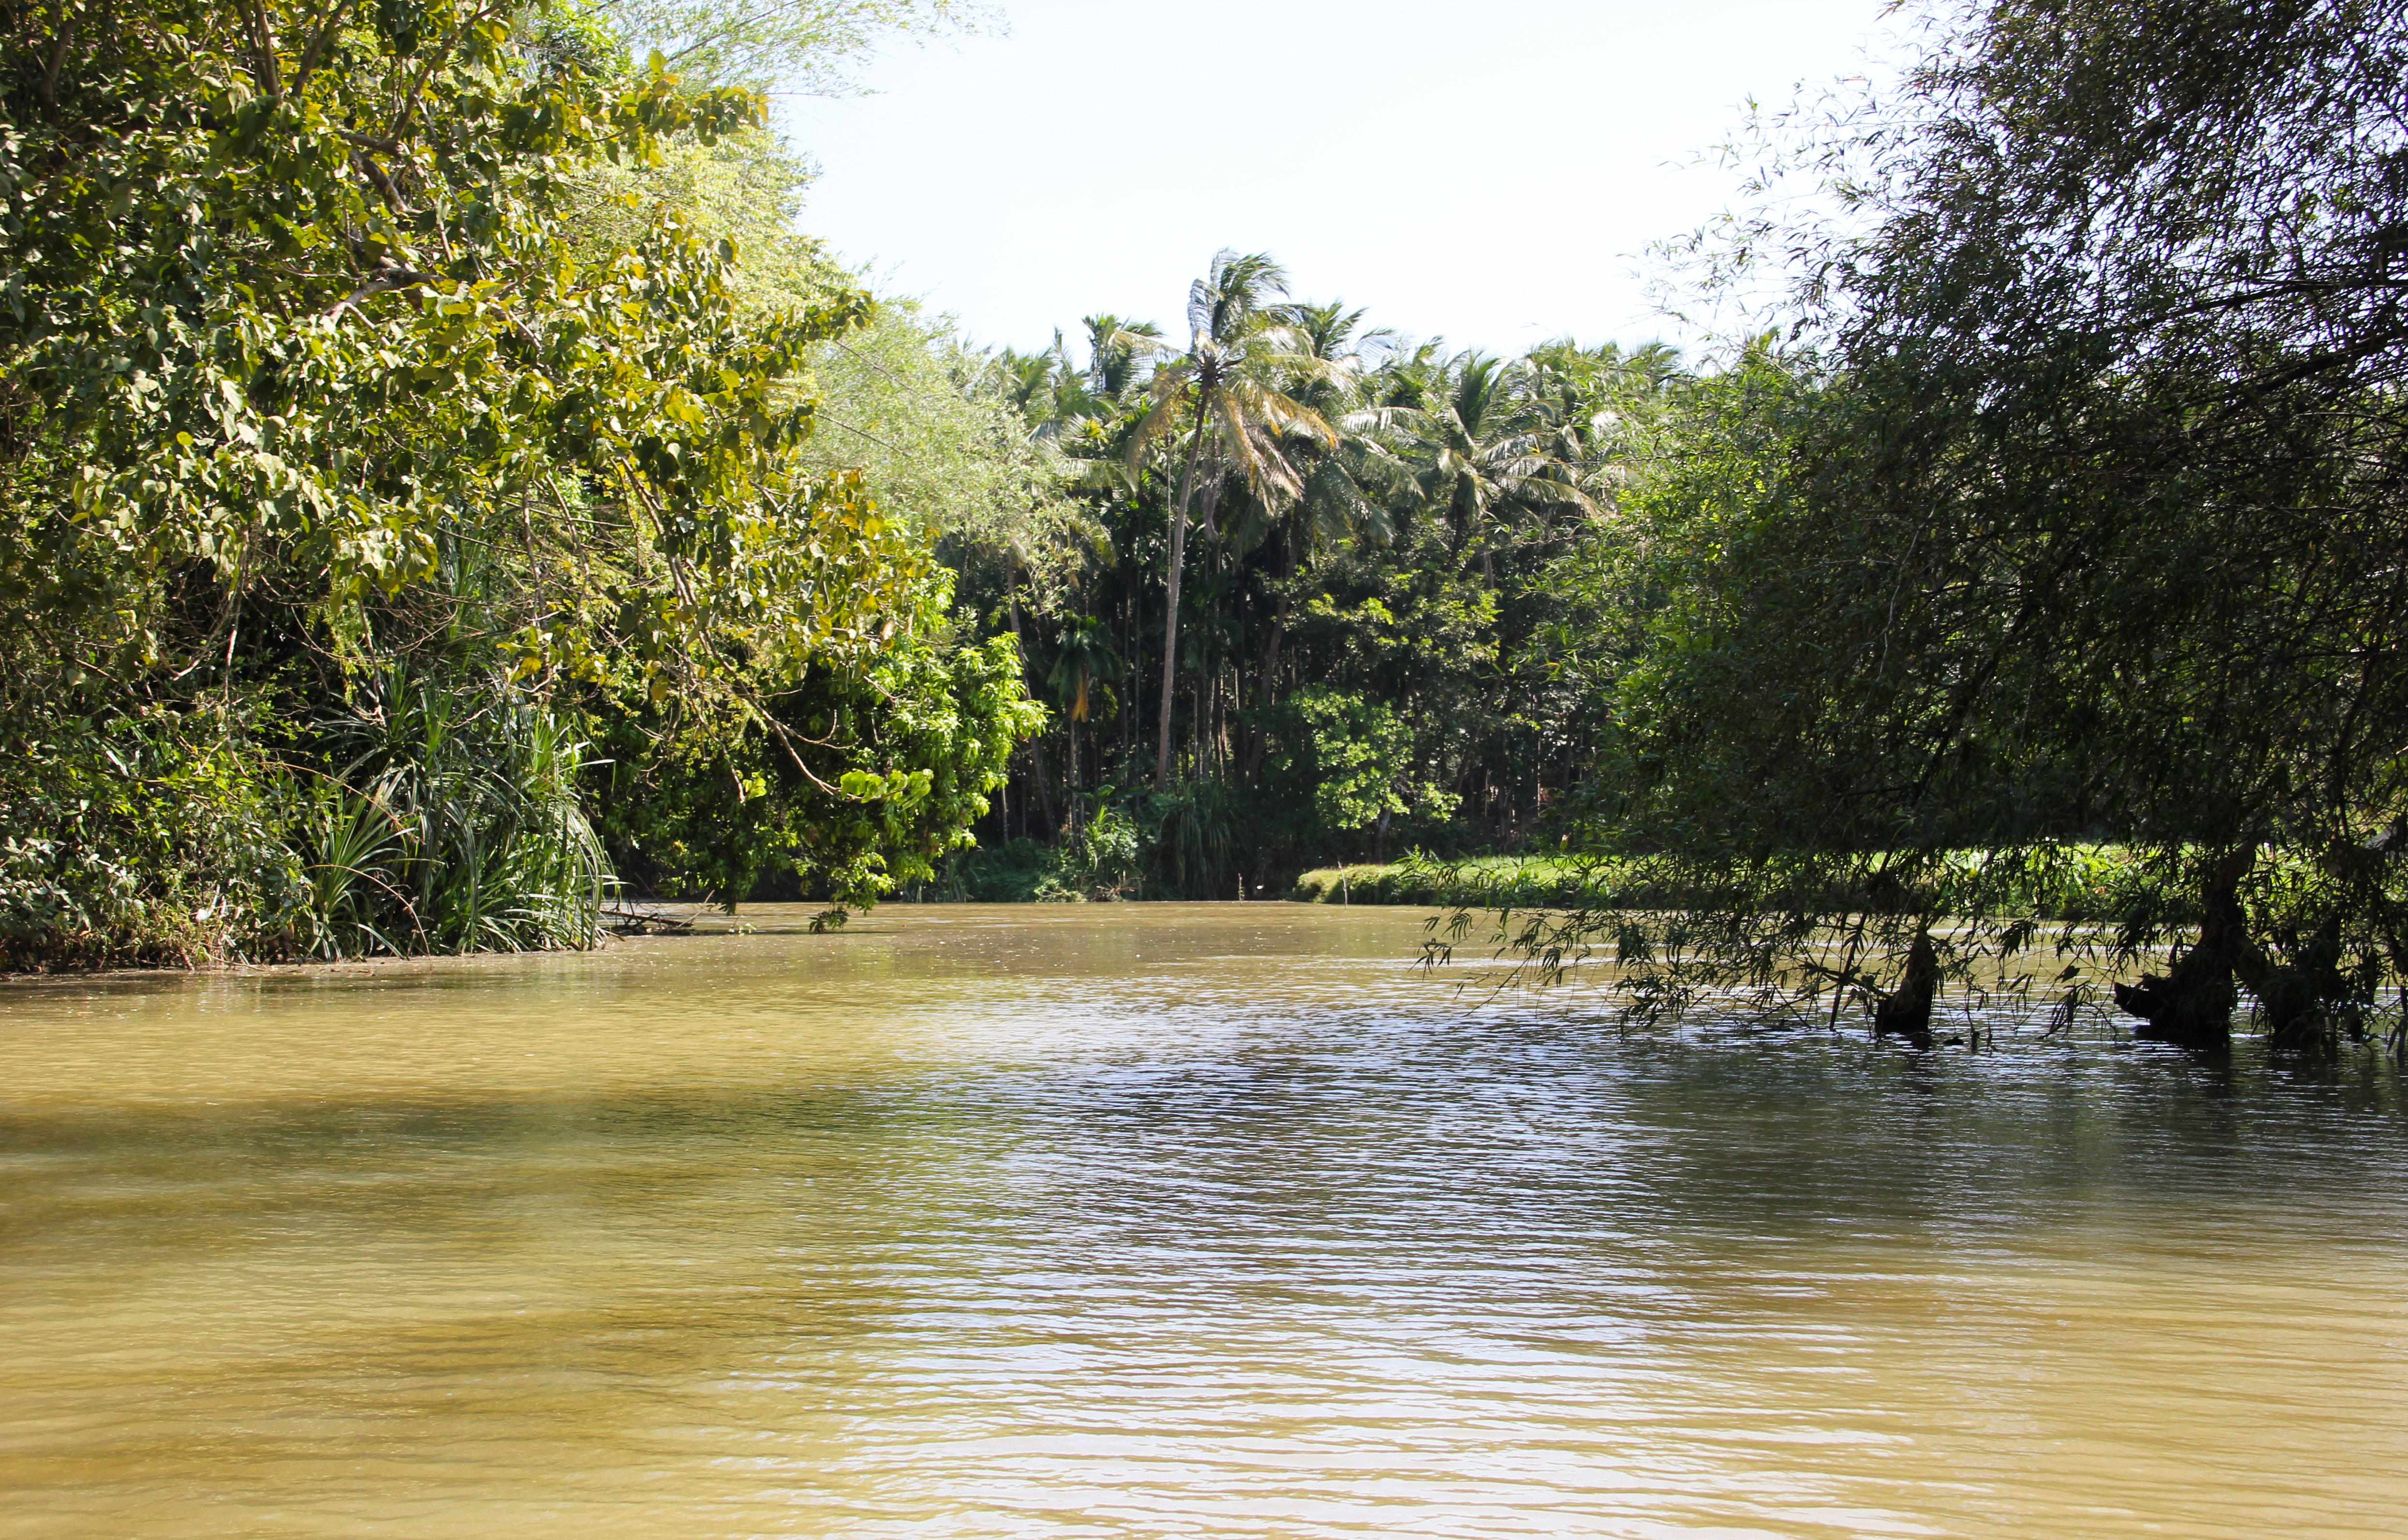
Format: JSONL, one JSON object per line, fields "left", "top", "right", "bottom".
{"left": 1, "top": 903, "right": 2403, "bottom": 1538}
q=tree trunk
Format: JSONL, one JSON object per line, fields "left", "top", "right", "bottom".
{"left": 1197, "top": 451, "right": 1225, "bottom": 538}
{"left": 1025, "top": 740, "right": 1057, "bottom": 839}
{"left": 1872, "top": 926, "right": 1942, "bottom": 1049}
{"left": 1209, "top": 668, "right": 1224, "bottom": 779}
{"left": 1155, "top": 396, "right": 1211, "bottom": 788}
{"left": 2256, "top": 916, "right": 2350, "bottom": 1051}
{"left": 1243, "top": 528, "right": 1292, "bottom": 784}
{"left": 1116, "top": 592, "right": 1133, "bottom": 778}
{"left": 2114, "top": 848, "right": 2256, "bottom": 1050}
{"left": 1005, "top": 557, "right": 1055, "bottom": 838}
{"left": 1242, "top": 620, "right": 1279, "bottom": 785}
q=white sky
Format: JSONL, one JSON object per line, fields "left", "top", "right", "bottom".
{"left": 777, "top": 0, "right": 1908, "bottom": 358}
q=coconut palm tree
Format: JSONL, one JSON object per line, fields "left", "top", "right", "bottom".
{"left": 1511, "top": 341, "right": 1677, "bottom": 533}
{"left": 1403, "top": 350, "right": 1600, "bottom": 579}
{"left": 1083, "top": 313, "right": 1160, "bottom": 402}
{"left": 1127, "top": 251, "right": 1340, "bottom": 786}
{"left": 1220, "top": 299, "right": 1417, "bottom": 780}
{"left": 1247, "top": 299, "right": 1408, "bottom": 557}
{"left": 1049, "top": 315, "right": 1160, "bottom": 480}
{"left": 993, "top": 340, "right": 1069, "bottom": 421}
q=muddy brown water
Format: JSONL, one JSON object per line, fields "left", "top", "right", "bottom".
{"left": 1, "top": 903, "right": 2403, "bottom": 1538}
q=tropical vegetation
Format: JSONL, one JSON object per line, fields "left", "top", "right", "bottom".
{"left": 0, "top": 0, "right": 1035, "bottom": 966}
{"left": 946, "top": 0, "right": 2408, "bottom": 1055}
{"left": 1416, "top": 0, "right": 2408, "bottom": 1054}
{"left": 936, "top": 273, "right": 1667, "bottom": 903}
{"left": 7, "top": 0, "right": 2405, "bottom": 1062}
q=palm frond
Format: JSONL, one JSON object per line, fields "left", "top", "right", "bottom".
{"left": 1124, "top": 370, "right": 1198, "bottom": 471}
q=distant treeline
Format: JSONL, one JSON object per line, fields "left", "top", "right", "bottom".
{"left": 927, "top": 280, "right": 1669, "bottom": 901}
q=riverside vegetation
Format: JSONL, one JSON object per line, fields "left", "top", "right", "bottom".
{"left": 5, "top": 0, "right": 2406, "bottom": 1055}
{"left": 0, "top": 0, "right": 1038, "bottom": 969}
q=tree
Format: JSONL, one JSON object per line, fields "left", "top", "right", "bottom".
{"left": 1127, "top": 251, "right": 1338, "bottom": 786}
{"left": 1043, "top": 613, "right": 1121, "bottom": 829}
{"left": 1227, "top": 299, "right": 1400, "bottom": 779}
{"left": 0, "top": 0, "right": 927, "bottom": 702}
{"left": 596, "top": 600, "right": 1040, "bottom": 907}
{"left": 592, "top": 0, "right": 986, "bottom": 91}
{"left": 1400, "top": 351, "right": 1600, "bottom": 579}
{"left": 1290, "top": 687, "right": 1454, "bottom": 864}
{"left": 0, "top": 0, "right": 1035, "bottom": 958}
{"left": 1528, "top": 0, "right": 2408, "bottom": 1050}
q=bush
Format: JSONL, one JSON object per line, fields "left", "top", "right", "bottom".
{"left": 0, "top": 713, "right": 301, "bottom": 970}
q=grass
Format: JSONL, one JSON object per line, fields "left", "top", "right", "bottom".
{"left": 1290, "top": 856, "right": 1598, "bottom": 907}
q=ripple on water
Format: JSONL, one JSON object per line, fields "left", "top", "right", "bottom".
{"left": 0, "top": 903, "right": 2403, "bottom": 1538}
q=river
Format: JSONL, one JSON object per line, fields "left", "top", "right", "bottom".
{"left": 1, "top": 903, "right": 2402, "bottom": 1537}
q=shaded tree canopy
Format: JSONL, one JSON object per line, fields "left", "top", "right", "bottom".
{"left": 1519, "top": 0, "right": 2408, "bottom": 1050}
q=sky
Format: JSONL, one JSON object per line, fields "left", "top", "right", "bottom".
{"left": 776, "top": 0, "right": 1909, "bottom": 359}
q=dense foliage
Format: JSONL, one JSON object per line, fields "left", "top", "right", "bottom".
{"left": 12, "top": 0, "right": 2402, "bottom": 1068}
{"left": 933, "top": 265, "right": 1677, "bottom": 901}
{"left": 1453, "top": 0, "right": 2408, "bottom": 1052}
{"left": 0, "top": 0, "right": 1035, "bottom": 966}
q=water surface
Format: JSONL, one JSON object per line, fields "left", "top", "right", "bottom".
{"left": 2, "top": 904, "right": 2403, "bottom": 1537}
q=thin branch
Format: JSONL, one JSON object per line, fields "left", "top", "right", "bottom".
{"left": 293, "top": 0, "right": 358, "bottom": 95}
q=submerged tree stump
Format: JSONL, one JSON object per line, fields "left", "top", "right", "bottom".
{"left": 2114, "top": 849, "right": 2256, "bottom": 1051}
{"left": 1872, "top": 928, "right": 1942, "bottom": 1050}
{"left": 2113, "top": 951, "right": 2237, "bottom": 1050}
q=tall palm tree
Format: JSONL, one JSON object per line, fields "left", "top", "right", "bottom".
{"left": 1249, "top": 299, "right": 1406, "bottom": 556}
{"left": 1221, "top": 299, "right": 1414, "bottom": 779}
{"left": 1083, "top": 313, "right": 1160, "bottom": 401}
{"left": 1127, "top": 251, "right": 1339, "bottom": 786}
{"left": 993, "top": 341, "right": 1066, "bottom": 420}
{"left": 1512, "top": 341, "right": 1677, "bottom": 528}
{"left": 1050, "top": 314, "right": 1160, "bottom": 478}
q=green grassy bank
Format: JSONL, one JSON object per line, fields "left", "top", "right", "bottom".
{"left": 1290, "top": 857, "right": 1596, "bottom": 907}
{"left": 1291, "top": 847, "right": 2212, "bottom": 923}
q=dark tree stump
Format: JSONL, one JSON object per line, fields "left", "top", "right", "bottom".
{"left": 2113, "top": 954, "right": 2235, "bottom": 1050}
{"left": 2114, "top": 849, "right": 2255, "bottom": 1051}
{"left": 1873, "top": 928, "right": 1942, "bottom": 1049}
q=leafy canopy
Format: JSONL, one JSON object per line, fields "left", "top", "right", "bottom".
{"left": 0, "top": 0, "right": 925, "bottom": 698}
{"left": 1500, "top": 0, "right": 2408, "bottom": 1049}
